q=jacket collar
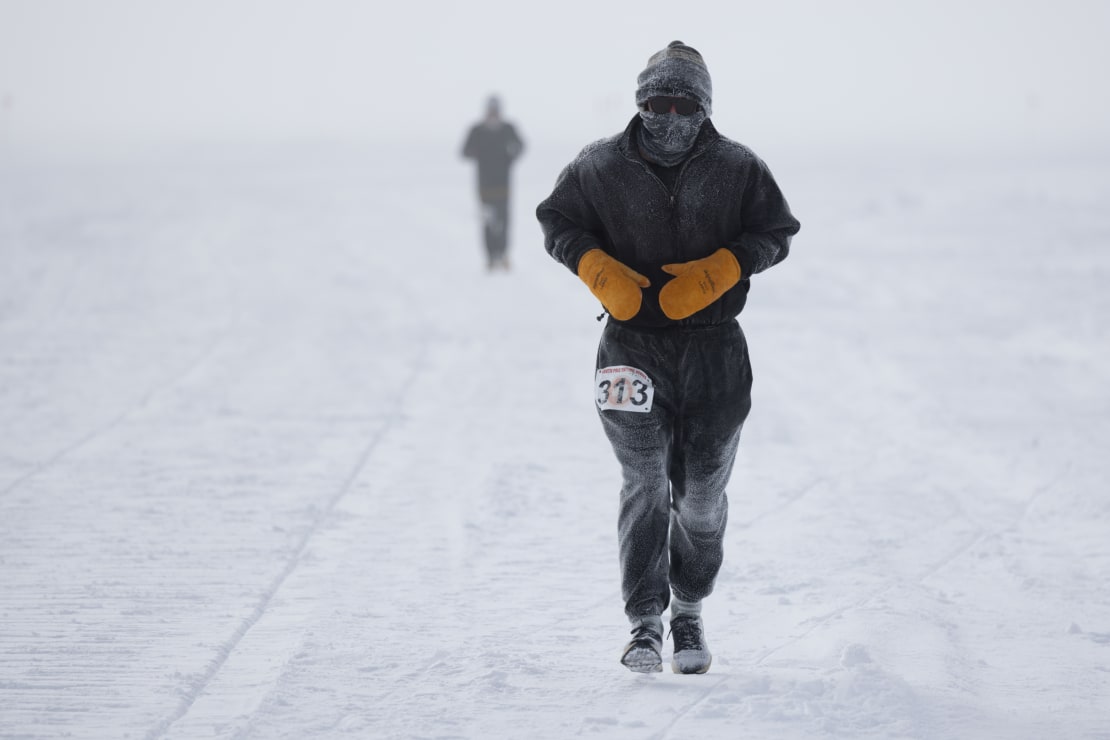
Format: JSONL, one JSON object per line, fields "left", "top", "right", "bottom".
{"left": 617, "top": 114, "right": 721, "bottom": 164}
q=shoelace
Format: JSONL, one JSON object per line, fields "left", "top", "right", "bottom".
{"left": 669, "top": 617, "right": 705, "bottom": 652}
{"left": 630, "top": 624, "right": 661, "bottom": 645}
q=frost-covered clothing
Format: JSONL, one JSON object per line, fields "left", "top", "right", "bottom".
{"left": 638, "top": 109, "right": 707, "bottom": 168}
{"left": 536, "top": 116, "right": 799, "bottom": 329}
{"left": 536, "top": 111, "right": 798, "bottom": 623}
{"left": 635, "top": 41, "right": 712, "bottom": 166}
{"left": 462, "top": 120, "right": 524, "bottom": 266}
{"left": 598, "top": 320, "right": 752, "bottom": 619}
{"left": 636, "top": 41, "right": 713, "bottom": 116}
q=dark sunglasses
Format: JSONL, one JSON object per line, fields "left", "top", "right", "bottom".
{"left": 644, "top": 96, "right": 700, "bottom": 116}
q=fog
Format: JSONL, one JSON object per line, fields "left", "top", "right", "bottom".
{"left": 3, "top": 3, "right": 1110, "bottom": 736}
{"left": 2, "top": 0, "right": 1109, "bottom": 162}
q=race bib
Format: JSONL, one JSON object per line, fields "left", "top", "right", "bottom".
{"left": 595, "top": 365, "right": 654, "bottom": 413}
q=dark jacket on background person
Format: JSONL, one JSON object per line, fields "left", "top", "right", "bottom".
{"left": 462, "top": 121, "right": 524, "bottom": 202}
{"left": 536, "top": 115, "right": 800, "bottom": 328}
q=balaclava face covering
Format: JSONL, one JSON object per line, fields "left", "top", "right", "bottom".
{"left": 635, "top": 41, "right": 713, "bottom": 167}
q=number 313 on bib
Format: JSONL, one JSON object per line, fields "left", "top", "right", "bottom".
{"left": 595, "top": 366, "right": 654, "bottom": 413}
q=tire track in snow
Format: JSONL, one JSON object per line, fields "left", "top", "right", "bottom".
{"left": 915, "top": 462, "right": 1069, "bottom": 586}
{"left": 649, "top": 674, "right": 732, "bottom": 740}
{"left": 750, "top": 466, "right": 1069, "bottom": 669}
{"left": 229, "top": 647, "right": 455, "bottom": 740}
{"left": 748, "top": 512, "right": 980, "bottom": 669}
{"left": 733, "top": 474, "right": 829, "bottom": 531}
{"left": 144, "top": 337, "right": 431, "bottom": 740}
{"left": 1, "top": 335, "right": 223, "bottom": 498}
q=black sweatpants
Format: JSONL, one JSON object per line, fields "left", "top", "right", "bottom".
{"left": 595, "top": 320, "right": 753, "bottom": 620}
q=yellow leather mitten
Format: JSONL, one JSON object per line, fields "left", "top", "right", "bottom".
{"left": 577, "top": 249, "right": 651, "bottom": 321}
{"left": 658, "top": 248, "right": 742, "bottom": 320}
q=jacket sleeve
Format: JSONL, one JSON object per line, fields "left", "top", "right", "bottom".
{"left": 506, "top": 124, "right": 524, "bottom": 160}
{"left": 461, "top": 126, "right": 477, "bottom": 160}
{"left": 726, "top": 158, "right": 800, "bottom": 277}
{"left": 535, "top": 158, "right": 605, "bottom": 274}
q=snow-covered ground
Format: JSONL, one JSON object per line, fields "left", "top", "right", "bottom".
{"left": 1, "top": 140, "right": 1108, "bottom": 739}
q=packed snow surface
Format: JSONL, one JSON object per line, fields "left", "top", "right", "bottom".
{"left": 1, "top": 142, "right": 1108, "bottom": 739}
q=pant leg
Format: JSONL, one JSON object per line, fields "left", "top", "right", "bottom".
{"left": 481, "top": 203, "right": 496, "bottom": 266}
{"left": 595, "top": 323, "right": 677, "bottom": 619}
{"left": 482, "top": 198, "right": 509, "bottom": 262}
{"left": 494, "top": 198, "right": 510, "bottom": 260}
{"left": 668, "top": 322, "right": 753, "bottom": 603}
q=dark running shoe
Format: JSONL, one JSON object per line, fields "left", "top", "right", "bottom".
{"left": 670, "top": 615, "right": 712, "bottom": 674}
{"left": 620, "top": 622, "right": 663, "bottom": 673}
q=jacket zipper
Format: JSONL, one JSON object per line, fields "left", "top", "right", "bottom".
{"left": 629, "top": 144, "right": 712, "bottom": 262}
{"left": 670, "top": 148, "right": 709, "bottom": 261}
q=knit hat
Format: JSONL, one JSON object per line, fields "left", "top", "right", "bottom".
{"left": 635, "top": 41, "right": 712, "bottom": 116}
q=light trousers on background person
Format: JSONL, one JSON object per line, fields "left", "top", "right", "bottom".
{"left": 481, "top": 196, "right": 509, "bottom": 267}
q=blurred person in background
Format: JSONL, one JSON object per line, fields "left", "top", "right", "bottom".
{"left": 537, "top": 41, "right": 800, "bottom": 674}
{"left": 461, "top": 95, "right": 525, "bottom": 271}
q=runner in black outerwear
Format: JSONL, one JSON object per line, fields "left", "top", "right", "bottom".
{"left": 536, "top": 41, "right": 800, "bottom": 674}
{"left": 462, "top": 95, "right": 524, "bottom": 271}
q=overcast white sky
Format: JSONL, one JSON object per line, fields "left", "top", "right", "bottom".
{"left": 1, "top": 0, "right": 1109, "bottom": 158}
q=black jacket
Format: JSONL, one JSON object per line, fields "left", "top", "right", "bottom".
{"left": 536, "top": 116, "right": 800, "bottom": 328}
{"left": 462, "top": 121, "right": 524, "bottom": 200}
